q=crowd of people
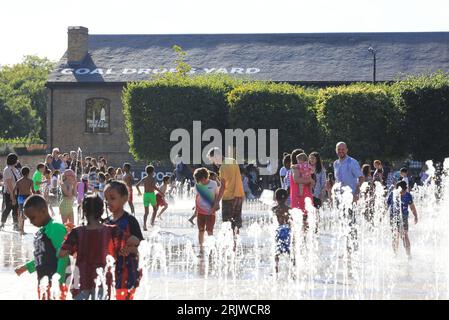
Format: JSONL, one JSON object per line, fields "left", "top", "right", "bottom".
{"left": 272, "top": 142, "right": 421, "bottom": 272}
{"left": 0, "top": 142, "right": 430, "bottom": 300}
{"left": 0, "top": 148, "right": 150, "bottom": 300}
{"left": 0, "top": 146, "right": 244, "bottom": 300}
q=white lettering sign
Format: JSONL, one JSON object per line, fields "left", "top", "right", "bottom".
{"left": 61, "top": 68, "right": 74, "bottom": 74}
{"left": 75, "top": 68, "right": 90, "bottom": 75}
{"left": 59, "top": 67, "right": 261, "bottom": 75}
{"left": 246, "top": 68, "right": 260, "bottom": 74}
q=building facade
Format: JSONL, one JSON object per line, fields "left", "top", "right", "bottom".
{"left": 46, "top": 27, "right": 449, "bottom": 166}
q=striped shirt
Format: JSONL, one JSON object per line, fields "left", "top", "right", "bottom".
{"left": 195, "top": 180, "right": 218, "bottom": 215}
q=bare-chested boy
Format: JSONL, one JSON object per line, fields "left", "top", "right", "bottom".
{"left": 136, "top": 165, "right": 164, "bottom": 230}
{"left": 14, "top": 166, "right": 33, "bottom": 235}
{"left": 272, "top": 188, "right": 292, "bottom": 273}
{"left": 122, "top": 163, "right": 135, "bottom": 216}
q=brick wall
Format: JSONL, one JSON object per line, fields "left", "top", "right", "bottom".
{"left": 48, "top": 85, "right": 141, "bottom": 167}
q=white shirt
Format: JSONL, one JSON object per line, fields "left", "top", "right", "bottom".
{"left": 2, "top": 165, "right": 21, "bottom": 194}
{"left": 279, "top": 166, "right": 287, "bottom": 188}
{"left": 51, "top": 176, "right": 58, "bottom": 189}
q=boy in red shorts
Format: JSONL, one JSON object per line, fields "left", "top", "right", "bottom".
{"left": 156, "top": 176, "right": 170, "bottom": 220}
{"left": 194, "top": 168, "right": 219, "bottom": 256}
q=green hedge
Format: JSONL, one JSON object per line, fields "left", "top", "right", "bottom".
{"left": 123, "top": 74, "right": 240, "bottom": 161}
{"left": 227, "top": 82, "right": 320, "bottom": 157}
{"left": 0, "top": 138, "right": 46, "bottom": 156}
{"left": 316, "top": 84, "right": 403, "bottom": 161}
{"left": 124, "top": 72, "right": 449, "bottom": 164}
{"left": 392, "top": 72, "right": 449, "bottom": 162}
{"left": 0, "top": 137, "right": 43, "bottom": 145}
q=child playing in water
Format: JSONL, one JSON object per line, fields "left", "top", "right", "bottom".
{"left": 98, "top": 172, "right": 106, "bottom": 201}
{"left": 399, "top": 167, "right": 409, "bottom": 191}
{"left": 104, "top": 180, "right": 144, "bottom": 300}
{"left": 59, "top": 194, "right": 124, "bottom": 300}
{"left": 194, "top": 168, "right": 219, "bottom": 255}
{"left": 373, "top": 160, "right": 384, "bottom": 185}
{"left": 88, "top": 166, "right": 98, "bottom": 194}
{"left": 50, "top": 170, "right": 60, "bottom": 195}
{"left": 325, "top": 172, "right": 335, "bottom": 202}
{"left": 156, "top": 175, "right": 170, "bottom": 220}
{"left": 48, "top": 170, "right": 61, "bottom": 217}
{"left": 14, "top": 166, "right": 33, "bottom": 235}
{"left": 242, "top": 172, "right": 255, "bottom": 200}
{"left": 283, "top": 155, "right": 292, "bottom": 206}
{"left": 107, "top": 166, "right": 116, "bottom": 181}
{"left": 15, "top": 195, "right": 69, "bottom": 300}
{"left": 272, "top": 188, "right": 292, "bottom": 273}
{"left": 115, "top": 168, "right": 124, "bottom": 180}
{"left": 122, "top": 163, "right": 135, "bottom": 215}
{"left": 136, "top": 165, "right": 164, "bottom": 230}
{"left": 77, "top": 174, "right": 89, "bottom": 223}
{"left": 32, "top": 163, "right": 45, "bottom": 194}
{"left": 42, "top": 168, "right": 55, "bottom": 217}
{"left": 387, "top": 180, "right": 418, "bottom": 258}
{"left": 188, "top": 170, "right": 220, "bottom": 226}
{"left": 60, "top": 170, "right": 76, "bottom": 224}
{"left": 294, "top": 153, "right": 313, "bottom": 196}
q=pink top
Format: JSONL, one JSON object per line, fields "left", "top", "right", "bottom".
{"left": 296, "top": 163, "right": 313, "bottom": 179}
{"left": 290, "top": 170, "right": 313, "bottom": 215}
{"left": 77, "top": 181, "right": 88, "bottom": 204}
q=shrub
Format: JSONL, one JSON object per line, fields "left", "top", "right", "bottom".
{"left": 227, "top": 82, "right": 320, "bottom": 160}
{"left": 123, "top": 74, "right": 240, "bottom": 161}
{"left": 316, "top": 83, "right": 403, "bottom": 162}
{"left": 392, "top": 72, "right": 449, "bottom": 162}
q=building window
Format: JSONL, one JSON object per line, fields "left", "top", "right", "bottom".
{"left": 85, "top": 98, "right": 110, "bottom": 133}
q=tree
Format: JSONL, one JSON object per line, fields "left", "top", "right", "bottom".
{"left": 172, "top": 45, "right": 192, "bottom": 77}
{"left": 0, "top": 94, "right": 40, "bottom": 140}
{"left": 0, "top": 55, "right": 54, "bottom": 140}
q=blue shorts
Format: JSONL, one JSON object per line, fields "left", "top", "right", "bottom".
{"left": 275, "top": 224, "right": 291, "bottom": 254}
{"left": 18, "top": 195, "right": 29, "bottom": 205}
{"left": 18, "top": 195, "right": 30, "bottom": 217}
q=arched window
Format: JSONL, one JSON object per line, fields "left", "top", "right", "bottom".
{"left": 85, "top": 98, "right": 110, "bottom": 133}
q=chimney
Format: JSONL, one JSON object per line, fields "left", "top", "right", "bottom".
{"left": 67, "top": 26, "right": 88, "bottom": 65}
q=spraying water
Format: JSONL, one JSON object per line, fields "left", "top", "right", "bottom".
{"left": 2, "top": 159, "right": 449, "bottom": 299}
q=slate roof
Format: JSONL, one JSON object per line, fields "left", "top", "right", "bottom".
{"left": 47, "top": 32, "right": 449, "bottom": 84}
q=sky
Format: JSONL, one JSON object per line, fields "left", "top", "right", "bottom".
{"left": 1, "top": 0, "right": 449, "bottom": 65}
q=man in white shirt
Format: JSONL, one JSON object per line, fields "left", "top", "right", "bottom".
{"left": 1, "top": 153, "right": 21, "bottom": 230}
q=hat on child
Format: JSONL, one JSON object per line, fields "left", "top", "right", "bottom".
{"left": 82, "top": 174, "right": 89, "bottom": 181}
